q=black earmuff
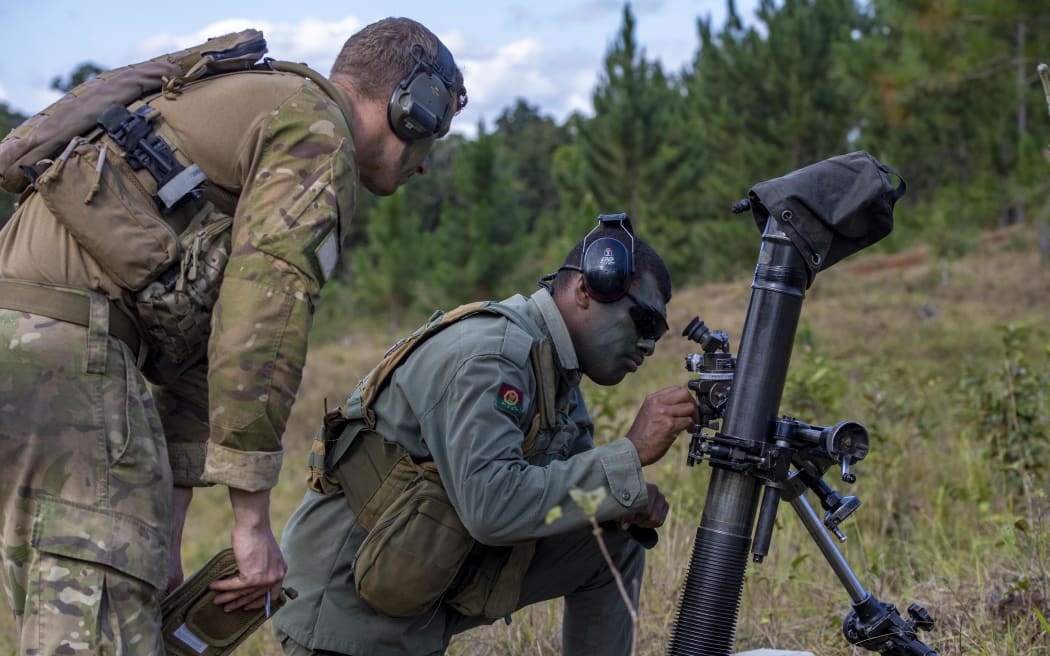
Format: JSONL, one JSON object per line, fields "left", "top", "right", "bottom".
{"left": 579, "top": 213, "right": 635, "bottom": 303}
{"left": 388, "top": 41, "right": 456, "bottom": 141}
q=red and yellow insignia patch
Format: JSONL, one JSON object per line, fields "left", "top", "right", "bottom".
{"left": 495, "top": 382, "right": 524, "bottom": 416}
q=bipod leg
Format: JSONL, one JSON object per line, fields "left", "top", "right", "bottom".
{"left": 789, "top": 494, "right": 938, "bottom": 655}
{"left": 789, "top": 493, "right": 868, "bottom": 602}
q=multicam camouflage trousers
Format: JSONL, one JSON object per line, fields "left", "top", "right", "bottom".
{"left": 0, "top": 303, "right": 170, "bottom": 654}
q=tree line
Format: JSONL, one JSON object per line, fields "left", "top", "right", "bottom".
{"left": 3, "top": 0, "right": 1049, "bottom": 332}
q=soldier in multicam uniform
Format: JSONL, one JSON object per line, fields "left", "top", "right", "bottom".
{"left": 0, "top": 17, "right": 466, "bottom": 654}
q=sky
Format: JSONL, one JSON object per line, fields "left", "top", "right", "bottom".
{"left": 0, "top": 0, "right": 757, "bottom": 138}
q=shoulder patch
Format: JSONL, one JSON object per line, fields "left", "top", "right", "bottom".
{"left": 495, "top": 382, "right": 525, "bottom": 417}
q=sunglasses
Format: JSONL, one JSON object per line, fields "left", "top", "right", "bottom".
{"left": 625, "top": 291, "right": 669, "bottom": 341}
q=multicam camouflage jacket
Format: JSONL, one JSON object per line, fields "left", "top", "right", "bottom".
{"left": 0, "top": 68, "right": 358, "bottom": 491}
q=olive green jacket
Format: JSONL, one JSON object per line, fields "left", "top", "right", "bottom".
{"left": 274, "top": 288, "right": 649, "bottom": 654}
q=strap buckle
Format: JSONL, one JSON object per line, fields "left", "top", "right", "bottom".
{"left": 97, "top": 104, "right": 207, "bottom": 211}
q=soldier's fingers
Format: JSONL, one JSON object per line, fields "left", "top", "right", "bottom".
{"left": 209, "top": 569, "right": 280, "bottom": 592}
{"left": 664, "top": 400, "right": 700, "bottom": 425}
{"left": 211, "top": 588, "right": 246, "bottom": 607}
{"left": 655, "top": 385, "right": 694, "bottom": 403}
{"left": 209, "top": 575, "right": 250, "bottom": 592}
{"left": 655, "top": 495, "right": 669, "bottom": 523}
{"left": 647, "top": 393, "right": 697, "bottom": 418}
{"left": 215, "top": 586, "right": 268, "bottom": 611}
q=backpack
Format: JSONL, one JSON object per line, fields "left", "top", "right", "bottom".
{"left": 0, "top": 29, "right": 268, "bottom": 194}
{"left": 1, "top": 30, "right": 354, "bottom": 385}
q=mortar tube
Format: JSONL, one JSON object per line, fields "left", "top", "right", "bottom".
{"left": 668, "top": 215, "right": 808, "bottom": 655}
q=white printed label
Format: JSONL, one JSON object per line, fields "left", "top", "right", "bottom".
{"left": 174, "top": 623, "right": 209, "bottom": 654}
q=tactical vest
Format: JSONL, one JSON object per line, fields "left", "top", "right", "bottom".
{"left": 0, "top": 30, "right": 354, "bottom": 384}
{"left": 305, "top": 300, "right": 565, "bottom": 620}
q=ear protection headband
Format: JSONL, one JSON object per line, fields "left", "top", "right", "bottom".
{"left": 570, "top": 213, "right": 636, "bottom": 303}
{"left": 388, "top": 41, "right": 457, "bottom": 141}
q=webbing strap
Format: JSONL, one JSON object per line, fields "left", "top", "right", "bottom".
{"left": 0, "top": 279, "right": 140, "bottom": 358}
{"left": 319, "top": 301, "right": 558, "bottom": 507}
{"left": 354, "top": 301, "right": 543, "bottom": 430}
{"left": 268, "top": 61, "right": 356, "bottom": 132}
{"left": 97, "top": 104, "right": 206, "bottom": 211}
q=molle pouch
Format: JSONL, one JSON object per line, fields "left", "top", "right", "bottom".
{"left": 305, "top": 406, "right": 357, "bottom": 495}
{"left": 33, "top": 137, "right": 180, "bottom": 290}
{"left": 162, "top": 548, "right": 297, "bottom": 656}
{"left": 447, "top": 540, "right": 535, "bottom": 619}
{"left": 352, "top": 462, "right": 476, "bottom": 618}
{"left": 136, "top": 201, "right": 233, "bottom": 385}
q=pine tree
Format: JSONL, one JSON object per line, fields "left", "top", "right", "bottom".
{"left": 574, "top": 3, "right": 693, "bottom": 279}
{"left": 425, "top": 123, "right": 525, "bottom": 306}
{"left": 844, "top": 0, "right": 1050, "bottom": 230}
{"left": 351, "top": 188, "right": 426, "bottom": 332}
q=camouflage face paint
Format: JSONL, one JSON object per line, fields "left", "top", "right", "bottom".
{"left": 397, "top": 135, "right": 436, "bottom": 184}
{"left": 575, "top": 272, "right": 666, "bottom": 386}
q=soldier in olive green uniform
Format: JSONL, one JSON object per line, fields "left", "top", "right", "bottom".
{"left": 0, "top": 17, "right": 466, "bottom": 654}
{"left": 275, "top": 222, "right": 699, "bottom": 655}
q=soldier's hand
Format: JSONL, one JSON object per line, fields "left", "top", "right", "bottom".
{"left": 626, "top": 386, "right": 699, "bottom": 466}
{"left": 626, "top": 482, "right": 669, "bottom": 529}
{"left": 210, "top": 488, "right": 287, "bottom": 612}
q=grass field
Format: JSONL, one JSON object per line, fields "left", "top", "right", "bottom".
{"left": 2, "top": 225, "right": 1048, "bottom": 655}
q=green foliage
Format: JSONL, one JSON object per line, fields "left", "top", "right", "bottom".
{"left": 894, "top": 197, "right": 982, "bottom": 260}
{"left": 782, "top": 343, "right": 846, "bottom": 420}
{"left": 569, "top": 487, "right": 608, "bottom": 517}
{"left": 13, "top": 6, "right": 1050, "bottom": 334}
{"left": 0, "top": 102, "right": 22, "bottom": 134}
{"left": 582, "top": 381, "right": 635, "bottom": 443}
{"left": 351, "top": 189, "right": 427, "bottom": 332}
{"left": 682, "top": 0, "right": 866, "bottom": 219}
{"left": 544, "top": 504, "right": 563, "bottom": 525}
{"left": 306, "top": 278, "right": 356, "bottom": 343}
{"left": 575, "top": 5, "right": 699, "bottom": 282}
{"left": 690, "top": 216, "right": 762, "bottom": 282}
{"left": 291, "top": 0, "right": 1050, "bottom": 334}
{"left": 843, "top": 0, "right": 1050, "bottom": 230}
{"left": 399, "top": 135, "right": 464, "bottom": 233}
{"left": 960, "top": 323, "right": 1049, "bottom": 482}
{"left": 423, "top": 126, "right": 528, "bottom": 307}
{"left": 493, "top": 100, "right": 570, "bottom": 229}
{"left": 576, "top": 5, "right": 682, "bottom": 221}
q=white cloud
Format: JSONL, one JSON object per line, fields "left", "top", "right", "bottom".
{"left": 461, "top": 37, "right": 547, "bottom": 105}
{"left": 3, "top": 13, "right": 600, "bottom": 136}
{"left": 437, "top": 30, "right": 468, "bottom": 57}
{"left": 452, "top": 35, "right": 600, "bottom": 133}
{"left": 555, "top": 0, "right": 622, "bottom": 24}
{"left": 253, "top": 17, "right": 363, "bottom": 66}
